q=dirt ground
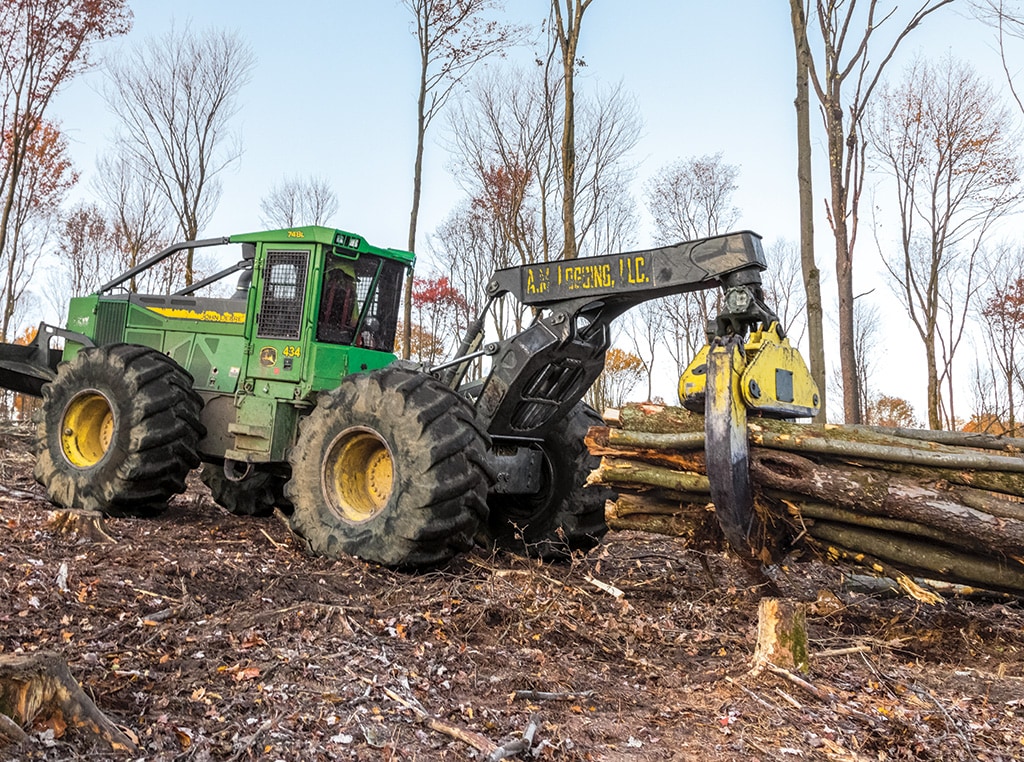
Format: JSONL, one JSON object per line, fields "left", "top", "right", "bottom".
{"left": 2, "top": 423, "right": 1023, "bottom": 762}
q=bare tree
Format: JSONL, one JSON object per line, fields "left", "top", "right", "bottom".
{"left": 762, "top": 238, "right": 808, "bottom": 346}
{"left": 971, "top": 1, "right": 1024, "bottom": 113}
{"left": 550, "top": 0, "right": 594, "bottom": 261}
{"left": 799, "top": 0, "right": 954, "bottom": 424}
{"left": 642, "top": 153, "right": 740, "bottom": 386}
{"left": 625, "top": 302, "right": 666, "bottom": 403}
{"left": 259, "top": 175, "right": 339, "bottom": 228}
{"left": 659, "top": 291, "right": 708, "bottom": 383}
{"left": 870, "top": 56, "right": 1021, "bottom": 429}
{"left": 441, "top": 62, "right": 640, "bottom": 342}
{"left": 400, "top": 0, "right": 526, "bottom": 358}
{"left": 571, "top": 82, "right": 640, "bottom": 258}
{"left": 446, "top": 66, "right": 553, "bottom": 270}
{"left": 826, "top": 297, "right": 881, "bottom": 423}
{"left": 788, "top": 0, "right": 827, "bottom": 422}
{"left": 0, "top": 0, "right": 129, "bottom": 339}
{"left": 975, "top": 247, "right": 1024, "bottom": 434}
{"left": 586, "top": 346, "right": 643, "bottom": 412}
{"left": 1, "top": 121, "right": 76, "bottom": 340}
{"left": 63, "top": 203, "right": 116, "bottom": 292}
{"left": 104, "top": 24, "right": 254, "bottom": 285}
{"left": 644, "top": 153, "right": 740, "bottom": 243}
{"left": 93, "top": 149, "right": 175, "bottom": 293}
{"left": 431, "top": 199, "right": 525, "bottom": 347}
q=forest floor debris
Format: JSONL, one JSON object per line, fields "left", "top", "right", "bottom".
{"left": 0, "top": 424, "right": 1022, "bottom": 760}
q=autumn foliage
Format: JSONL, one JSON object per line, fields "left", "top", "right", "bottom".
{"left": 407, "top": 275, "right": 470, "bottom": 366}
{"left": 587, "top": 347, "right": 644, "bottom": 412}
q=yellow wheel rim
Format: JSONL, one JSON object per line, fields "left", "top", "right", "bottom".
{"left": 60, "top": 391, "right": 114, "bottom": 468}
{"left": 323, "top": 427, "right": 394, "bottom": 523}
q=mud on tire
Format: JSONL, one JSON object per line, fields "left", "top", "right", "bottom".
{"left": 484, "top": 402, "right": 612, "bottom": 559}
{"left": 34, "top": 344, "right": 205, "bottom": 517}
{"left": 285, "top": 366, "right": 491, "bottom": 567}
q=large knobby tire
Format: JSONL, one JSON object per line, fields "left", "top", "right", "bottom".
{"left": 201, "top": 465, "right": 286, "bottom": 517}
{"left": 484, "top": 403, "right": 612, "bottom": 559}
{"left": 34, "top": 344, "right": 205, "bottom": 517}
{"left": 285, "top": 366, "right": 491, "bottom": 567}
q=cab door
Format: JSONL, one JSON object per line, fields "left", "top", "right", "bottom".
{"left": 245, "top": 245, "right": 313, "bottom": 390}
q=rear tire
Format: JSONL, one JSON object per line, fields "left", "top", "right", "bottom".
{"left": 484, "top": 403, "right": 611, "bottom": 559}
{"left": 285, "top": 366, "right": 491, "bottom": 567}
{"left": 201, "top": 465, "right": 284, "bottom": 517}
{"left": 34, "top": 344, "right": 204, "bottom": 517}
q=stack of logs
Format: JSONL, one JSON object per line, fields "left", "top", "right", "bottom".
{"left": 586, "top": 404, "right": 1024, "bottom": 599}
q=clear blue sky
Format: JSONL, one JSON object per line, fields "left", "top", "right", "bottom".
{"left": 49, "top": 1, "right": 1011, "bottom": 413}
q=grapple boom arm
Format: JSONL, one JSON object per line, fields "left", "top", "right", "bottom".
{"left": 485, "top": 230, "right": 769, "bottom": 312}
{"left": 460, "top": 231, "right": 780, "bottom": 442}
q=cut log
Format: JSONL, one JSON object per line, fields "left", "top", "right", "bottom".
{"left": 806, "top": 522, "right": 1024, "bottom": 595}
{"left": 750, "top": 450, "right": 1024, "bottom": 557}
{"left": 615, "top": 403, "right": 705, "bottom": 434}
{"left": 605, "top": 494, "right": 721, "bottom": 547}
{"left": 588, "top": 456, "right": 710, "bottom": 495}
{"left": 590, "top": 404, "right": 1024, "bottom": 597}
{"left": 0, "top": 651, "right": 137, "bottom": 752}
{"left": 850, "top": 424, "right": 1024, "bottom": 453}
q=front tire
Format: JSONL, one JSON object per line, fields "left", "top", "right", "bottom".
{"left": 484, "top": 403, "right": 612, "bottom": 559}
{"left": 34, "top": 344, "right": 204, "bottom": 517}
{"left": 285, "top": 366, "right": 491, "bottom": 567}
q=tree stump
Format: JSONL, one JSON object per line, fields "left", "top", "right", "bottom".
{"left": 46, "top": 510, "right": 116, "bottom": 543}
{"left": 0, "top": 651, "right": 137, "bottom": 752}
{"left": 751, "top": 598, "right": 809, "bottom": 673}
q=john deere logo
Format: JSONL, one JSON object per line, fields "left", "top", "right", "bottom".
{"left": 259, "top": 347, "right": 277, "bottom": 367}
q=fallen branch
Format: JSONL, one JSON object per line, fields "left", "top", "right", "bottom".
{"left": 763, "top": 662, "right": 827, "bottom": 702}
{"left": 0, "top": 483, "right": 45, "bottom": 502}
{"left": 815, "top": 645, "right": 872, "bottom": 659}
{"left": 0, "top": 712, "right": 28, "bottom": 745}
{"left": 489, "top": 714, "right": 540, "bottom": 761}
{"left": 380, "top": 685, "right": 498, "bottom": 756}
{"left": 512, "top": 690, "right": 594, "bottom": 702}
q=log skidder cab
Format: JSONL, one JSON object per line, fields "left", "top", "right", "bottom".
{"left": 0, "top": 225, "right": 816, "bottom": 568}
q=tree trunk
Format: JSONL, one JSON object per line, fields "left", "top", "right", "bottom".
{"left": 551, "top": 0, "right": 592, "bottom": 261}
{"left": 789, "top": 0, "right": 827, "bottom": 424}
{"left": 926, "top": 329, "right": 941, "bottom": 430}
{"left": 403, "top": 52, "right": 429, "bottom": 361}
